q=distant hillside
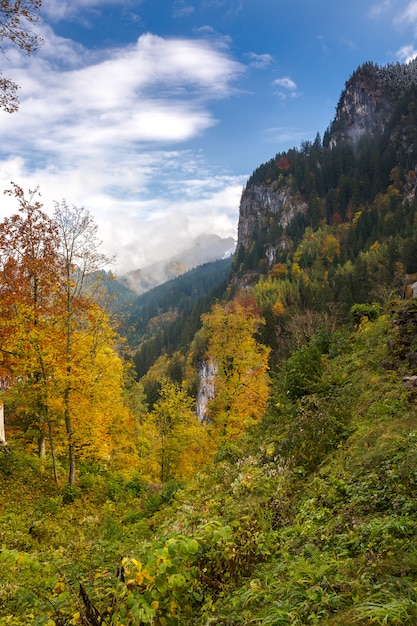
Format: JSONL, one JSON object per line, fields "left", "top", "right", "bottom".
{"left": 120, "top": 233, "right": 235, "bottom": 295}
{"left": 126, "top": 257, "right": 232, "bottom": 376}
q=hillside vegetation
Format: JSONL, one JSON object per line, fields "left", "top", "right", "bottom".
{"left": 2, "top": 60, "right": 417, "bottom": 624}
{"left": 1, "top": 300, "right": 417, "bottom": 625}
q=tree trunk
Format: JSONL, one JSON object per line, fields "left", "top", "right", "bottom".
{"left": 38, "top": 432, "right": 46, "bottom": 459}
{"left": 160, "top": 432, "right": 165, "bottom": 483}
{"left": 64, "top": 382, "right": 76, "bottom": 486}
{"left": 68, "top": 440, "right": 76, "bottom": 487}
{"left": 0, "top": 401, "right": 6, "bottom": 444}
{"left": 47, "top": 419, "right": 60, "bottom": 485}
{"left": 0, "top": 402, "right": 10, "bottom": 453}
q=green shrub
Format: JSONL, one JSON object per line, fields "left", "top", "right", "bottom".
{"left": 284, "top": 344, "right": 324, "bottom": 400}
{"left": 350, "top": 302, "right": 379, "bottom": 324}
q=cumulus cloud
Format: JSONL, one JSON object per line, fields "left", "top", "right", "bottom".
{"left": 0, "top": 30, "right": 246, "bottom": 274}
{"left": 0, "top": 33, "right": 243, "bottom": 163}
{"left": 0, "top": 156, "right": 245, "bottom": 274}
{"left": 273, "top": 77, "right": 297, "bottom": 90}
{"left": 99, "top": 180, "right": 244, "bottom": 272}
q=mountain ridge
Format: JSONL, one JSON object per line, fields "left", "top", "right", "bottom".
{"left": 119, "top": 233, "right": 235, "bottom": 295}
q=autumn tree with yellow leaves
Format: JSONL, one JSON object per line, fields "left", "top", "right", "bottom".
{"left": 0, "top": 184, "right": 63, "bottom": 480}
{"left": 0, "top": 185, "right": 137, "bottom": 485}
{"left": 137, "top": 377, "right": 214, "bottom": 483}
{"left": 200, "top": 298, "right": 270, "bottom": 441}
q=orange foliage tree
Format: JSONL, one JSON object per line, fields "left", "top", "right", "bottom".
{"left": 0, "top": 184, "right": 63, "bottom": 480}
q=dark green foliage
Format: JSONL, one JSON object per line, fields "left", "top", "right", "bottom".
{"left": 127, "top": 258, "right": 232, "bottom": 344}
{"left": 386, "top": 299, "right": 417, "bottom": 372}
{"left": 141, "top": 480, "right": 183, "bottom": 517}
{"left": 2, "top": 300, "right": 417, "bottom": 626}
{"left": 274, "top": 393, "right": 352, "bottom": 472}
{"left": 286, "top": 211, "right": 306, "bottom": 246}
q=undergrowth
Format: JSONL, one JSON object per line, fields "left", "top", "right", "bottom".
{"left": 1, "top": 304, "right": 417, "bottom": 624}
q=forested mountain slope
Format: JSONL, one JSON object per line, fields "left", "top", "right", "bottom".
{"left": 234, "top": 60, "right": 417, "bottom": 308}
{"left": 2, "top": 296, "right": 417, "bottom": 625}
{"left": 125, "top": 257, "right": 232, "bottom": 345}
{"left": 126, "top": 257, "right": 232, "bottom": 380}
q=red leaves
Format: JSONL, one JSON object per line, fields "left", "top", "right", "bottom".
{"left": 277, "top": 156, "right": 290, "bottom": 171}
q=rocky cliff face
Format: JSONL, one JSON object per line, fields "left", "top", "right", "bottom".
{"left": 196, "top": 360, "right": 217, "bottom": 422}
{"left": 237, "top": 184, "right": 307, "bottom": 251}
{"left": 235, "top": 182, "right": 308, "bottom": 275}
{"left": 328, "top": 59, "right": 417, "bottom": 148}
{"left": 329, "top": 66, "right": 390, "bottom": 147}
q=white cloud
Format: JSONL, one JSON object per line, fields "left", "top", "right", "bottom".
{"left": 0, "top": 32, "right": 244, "bottom": 150}
{"left": 396, "top": 0, "right": 417, "bottom": 33}
{"left": 245, "top": 52, "right": 273, "bottom": 69}
{"left": 0, "top": 31, "right": 246, "bottom": 274}
{"left": 202, "top": 0, "right": 243, "bottom": 16}
{"left": 396, "top": 43, "right": 417, "bottom": 62}
{"left": 369, "top": 0, "right": 393, "bottom": 19}
{"left": 0, "top": 33, "right": 243, "bottom": 161}
{"left": 273, "top": 76, "right": 297, "bottom": 91}
{"left": 0, "top": 155, "right": 244, "bottom": 274}
{"left": 41, "top": 0, "right": 140, "bottom": 21}
{"left": 401, "top": 0, "right": 417, "bottom": 23}
{"left": 173, "top": 0, "right": 195, "bottom": 17}
{"left": 272, "top": 76, "right": 300, "bottom": 100}
{"left": 103, "top": 181, "right": 243, "bottom": 273}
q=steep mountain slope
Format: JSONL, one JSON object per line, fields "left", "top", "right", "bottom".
{"left": 233, "top": 60, "right": 417, "bottom": 296}
{"left": 329, "top": 59, "right": 417, "bottom": 147}
{"left": 126, "top": 257, "right": 232, "bottom": 378}
{"left": 3, "top": 287, "right": 417, "bottom": 625}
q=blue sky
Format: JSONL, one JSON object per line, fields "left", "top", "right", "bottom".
{"left": 0, "top": 0, "right": 417, "bottom": 273}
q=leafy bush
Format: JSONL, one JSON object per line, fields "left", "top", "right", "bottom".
{"left": 275, "top": 394, "right": 351, "bottom": 471}
{"left": 350, "top": 303, "right": 379, "bottom": 324}
{"left": 284, "top": 344, "right": 324, "bottom": 399}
